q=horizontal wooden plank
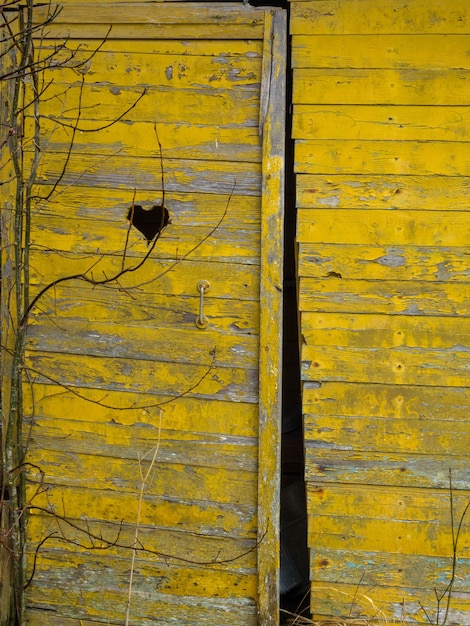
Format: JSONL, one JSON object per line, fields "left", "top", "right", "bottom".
{"left": 27, "top": 320, "right": 259, "bottom": 368}
{"left": 308, "top": 580, "right": 470, "bottom": 625}
{"left": 29, "top": 484, "right": 257, "bottom": 537}
{"left": 305, "top": 412, "right": 470, "bottom": 456}
{"left": 26, "top": 553, "right": 257, "bottom": 624}
{"left": 25, "top": 351, "right": 258, "bottom": 402}
{"left": 298, "top": 243, "right": 470, "bottom": 282}
{"left": 36, "top": 3, "right": 266, "bottom": 27}
{"left": 290, "top": 0, "right": 470, "bottom": 35}
{"left": 301, "top": 343, "right": 470, "bottom": 387}
{"left": 302, "top": 381, "right": 470, "bottom": 421}
{"left": 27, "top": 514, "right": 256, "bottom": 569}
{"left": 296, "top": 174, "right": 470, "bottom": 211}
{"left": 26, "top": 414, "right": 258, "bottom": 469}
{"left": 305, "top": 449, "right": 470, "bottom": 488}
{"left": 301, "top": 312, "right": 470, "bottom": 350}
{"left": 292, "top": 34, "right": 470, "bottom": 69}
{"left": 38, "top": 23, "right": 264, "bottom": 41}
{"left": 32, "top": 216, "right": 260, "bottom": 264}
{"left": 306, "top": 484, "right": 470, "bottom": 551}
{"left": 33, "top": 153, "right": 261, "bottom": 195}
{"left": 42, "top": 50, "right": 262, "bottom": 91}
{"left": 27, "top": 449, "right": 257, "bottom": 506}
{"left": 299, "top": 276, "right": 470, "bottom": 316}
{"left": 28, "top": 284, "right": 259, "bottom": 335}
{"left": 297, "top": 208, "right": 470, "bottom": 246}
{"left": 27, "top": 601, "right": 256, "bottom": 626}
{"left": 293, "top": 68, "right": 470, "bottom": 105}
{"left": 293, "top": 105, "right": 470, "bottom": 142}
{"left": 310, "top": 547, "right": 467, "bottom": 593}
{"left": 33, "top": 82, "right": 260, "bottom": 127}
{"left": 295, "top": 139, "right": 470, "bottom": 176}
{"left": 29, "top": 119, "right": 262, "bottom": 162}
{"left": 29, "top": 255, "right": 260, "bottom": 300}
{"left": 39, "top": 37, "right": 263, "bottom": 57}
{"left": 31, "top": 187, "right": 261, "bottom": 229}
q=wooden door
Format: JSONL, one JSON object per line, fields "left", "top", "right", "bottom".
{"left": 6, "top": 4, "right": 286, "bottom": 624}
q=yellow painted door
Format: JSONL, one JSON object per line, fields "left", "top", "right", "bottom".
{"left": 6, "top": 4, "right": 286, "bottom": 624}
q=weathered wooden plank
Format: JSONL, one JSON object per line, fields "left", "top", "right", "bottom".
{"left": 305, "top": 413, "right": 470, "bottom": 456}
{"left": 38, "top": 23, "right": 263, "bottom": 41}
{"left": 27, "top": 514, "right": 257, "bottom": 569}
{"left": 295, "top": 139, "right": 470, "bottom": 176}
{"left": 28, "top": 558, "right": 258, "bottom": 626}
{"left": 33, "top": 187, "right": 261, "bottom": 229}
{"left": 298, "top": 243, "right": 470, "bottom": 282}
{"left": 293, "top": 68, "right": 470, "bottom": 105}
{"left": 39, "top": 37, "right": 262, "bottom": 57}
{"left": 305, "top": 449, "right": 470, "bottom": 489}
{"left": 27, "top": 602, "right": 256, "bottom": 626}
{"left": 27, "top": 554, "right": 257, "bottom": 624}
{"left": 34, "top": 3, "right": 265, "bottom": 40}
{"left": 25, "top": 351, "right": 259, "bottom": 402}
{"left": 28, "top": 284, "right": 260, "bottom": 335}
{"left": 26, "top": 415, "right": 258, "bottom": 470}
{"left": 293, "top": 105, "right": 470, "bottom": 142}
{"left": 27, "top": 320, "right": 258, "bottom": 368}
{"left": 35, "top": 82, "right": 260, "bottom": 127}
{"left": 24, "top": 384, "right": 258, "bottom": 437}
{"left": 297, "top": 208, "right": 470, "bottom": 246}
{"left": 31, "top": 216, "right": 261, "bottom": 263}
{"left": 28, "top": 119, "right": 262, "bottom": 162}
{"left": 27, "top": 449, "right": 257, "bottom": 505}
{"left": 29, "top": 484, "right": 257, "bottom": 537}
{"left": 292, "top": 34, "right": 470, "bottom": 69}
{"left": 296, "top": 174, "right": 470, "bottom": 211}
{"left": 301, "top": 312, "right": 470, "bottom": 349}
{"left": 28, "top": 255, "right": 260, "bottom": 300}
{"left": 35, "top": 3, "right": 266, "bottom": 27}
{"left": 309, "top": 547, "right": 468, "bottom": 591}
{"left": 299, "top": 277, "right": 470, "bottom": 315}
{"left": 301, "top": 343, "right": 470, "bottom": 387}
{"left": 306, "top": 484, "right": 470, "bottom": 553}
{"left": 308, "top": 580, "right": 470, "bottom": 625}
{"left": 42, "top": 50, "right": 262, "bottom": 91}
{"left": 33, "top": 153, "right": 261, "bottom": 195}
{"left": 302, "top": 381, "right": 470, "bottom": 420}
{"left": 290, "top": 0, "right": 470, "bottom": 35}
{"left": 257, "top": 10, "right": 286, "bottom": 623}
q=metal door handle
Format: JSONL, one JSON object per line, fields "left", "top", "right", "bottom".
{"left": 195, "top": 280, "right": 210, "bottom": 329}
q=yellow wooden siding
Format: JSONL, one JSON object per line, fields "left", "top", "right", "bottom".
{"left": 292, "top": 0, "right": 470, "bottom": 623}
{"left": 12, "top": 4, "right": 285, "bottom": 624}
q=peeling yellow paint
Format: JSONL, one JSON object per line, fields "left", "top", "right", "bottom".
{"left": 293, "top": 0, "right": 470, "bottom": 623}
{"left": 20, "top": 3, "right": 285, "bottom": 625}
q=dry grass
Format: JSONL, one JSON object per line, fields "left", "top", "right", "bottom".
{"left": 281, "top": 586, "right": 407, "bottom": 626}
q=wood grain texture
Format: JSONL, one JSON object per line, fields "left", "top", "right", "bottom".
{"left": 290, "top": 0, "right": 470, "bottom": 35}
{"left": 22, "top": 4, "right": 285, "bottom": 625}
{"left": 293, "top": 68, "right": 470, "bottom": 106}
{"left": 293, "top": 105, "right": 470, "bottom": 142}
{"left": 292, "top": 0, "right": 470, "bottom": 622}
{"left": 292, "top": 34, "right": 470, "bottom": 69}
{"left": 295, "top": 139, "right": 470, "bottom": 175}
{"left": 256, "top": 9, "right": 286, "bottom": 625}
{"left": 296, "top": 174, "right": 470, "bottom": 210}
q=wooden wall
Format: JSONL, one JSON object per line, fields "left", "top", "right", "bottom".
{"left": 11, "top": 3, "right": 285, "bottom": 624}
{"left": 291, "top": 0, "right": 470, "bottom": 622}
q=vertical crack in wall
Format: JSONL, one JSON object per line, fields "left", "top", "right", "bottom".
{"left": 280, "top": 1, "right": 310, "bottom": 620}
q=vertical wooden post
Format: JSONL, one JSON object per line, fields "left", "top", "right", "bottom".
{"left": 257, "top": 8, "right": 286, "bottom": 626}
